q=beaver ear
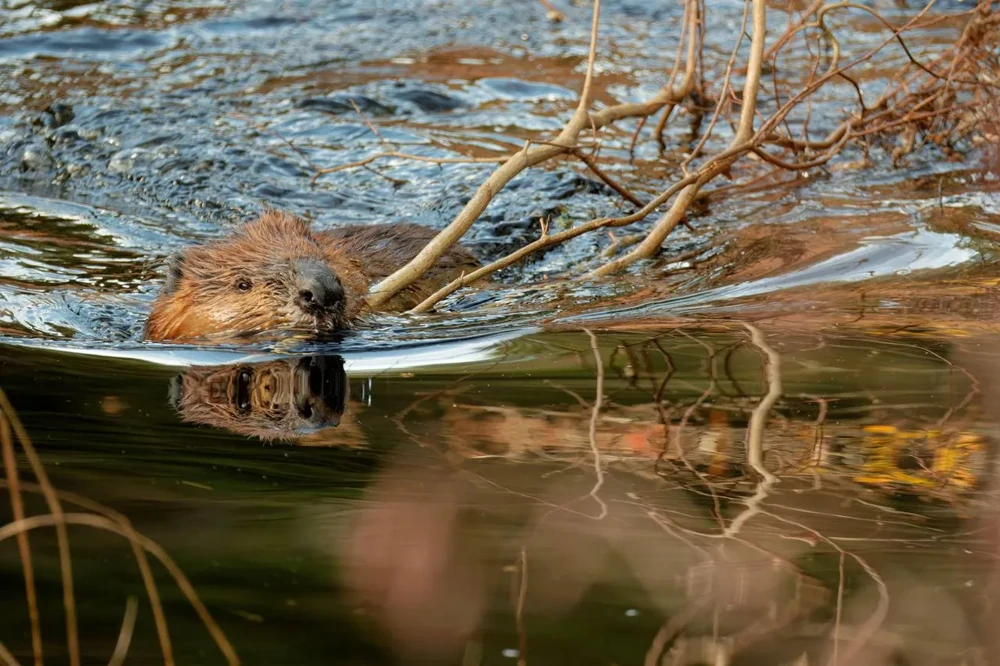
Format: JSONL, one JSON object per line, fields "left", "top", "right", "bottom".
{"left": 163, "top": 253, "right": 185, "bottom": 294}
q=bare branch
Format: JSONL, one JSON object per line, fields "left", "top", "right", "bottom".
{"left": 591, "top": 0, "right": 767, "bottom": 276}
{"left": 409, "top": 169, "right": 709, "bottom": 312}
{"left": 365, "top": 0, "right": 605, "bottom": 308}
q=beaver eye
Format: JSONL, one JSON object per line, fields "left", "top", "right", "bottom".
{"left": 235, "top": 368, "right": 252, "bottom": 414}
{"left": 235, "top": 279, "right": 252, "bottom": 293}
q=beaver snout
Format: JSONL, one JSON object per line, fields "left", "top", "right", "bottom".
{"left": 294, "top": 259, "right": 345, "bottom": 313}
{"left": 292, "top": 356, "right": 347, "bottom": 427}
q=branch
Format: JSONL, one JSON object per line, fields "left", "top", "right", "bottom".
{"left": 590, "top": 0, "right": 767, "bottom": 277}
{"left": 365, "top": 0, "right": 604, "bottom": 309}
{"left": 572, "top": 149, "right": 644, "bottom": 207}
{"left": 655, "top": 0, "right": 701, "bottom": 151}
{"left": 409, "top": 169, "right": 709, "bottom": 313}
{"left": 367, "top": 0, "right": 710, "bottom": 309}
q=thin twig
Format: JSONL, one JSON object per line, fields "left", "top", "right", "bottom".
{"left": 572, "top": 149, "right": 644, "bottom": 207}
{"left": 311, "top": 151, "right": 507, "bottom": 183}
{"left": 350, "top": 98, "right": 384, "bottom": 142}
{"left": 591, "top": 0, "right": 767, "bottom": 276}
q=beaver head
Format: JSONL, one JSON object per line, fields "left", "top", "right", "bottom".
{"left": 168, "top": 356, "right": 349, "bottom": 440}
{"left": 145, "top": 212, "right": 354, "bottom": 342}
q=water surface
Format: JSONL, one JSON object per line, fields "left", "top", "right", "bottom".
{"left": 1, "top": 0, "right": 1000, "bottom": 663}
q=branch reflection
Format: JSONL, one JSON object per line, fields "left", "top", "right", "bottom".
{"left": 163, "top": 326, "right": 997, "bottom": 664}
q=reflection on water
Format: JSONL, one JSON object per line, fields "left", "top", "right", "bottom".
{"left": 2, "top": 323, "right": 999, "bottom": 664}
{"left": 169, "top": 356, "right": 348, "bottom": 440}
{"left": 2, "top": 0, "right": 1000, "bottom": 662}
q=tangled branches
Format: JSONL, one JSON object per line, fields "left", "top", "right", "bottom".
{"left": 313, "top": 0, "right": 999, "bottom": 312}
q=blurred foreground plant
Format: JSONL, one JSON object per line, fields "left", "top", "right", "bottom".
{"left": 0, "top": 387, "right": 238, "bottom": 666}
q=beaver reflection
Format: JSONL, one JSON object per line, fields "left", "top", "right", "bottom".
{"left": 169, "top": 356, "right": 348, "bottom": 440}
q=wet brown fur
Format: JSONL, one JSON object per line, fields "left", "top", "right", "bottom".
{"left": 145, "top": 211, "right": 479, "bottom": 341}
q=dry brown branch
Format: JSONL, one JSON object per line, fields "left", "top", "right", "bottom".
{"left": 409, "top": 169, "right": 708, "bottom": 312}
{"left": 681, "top": 0, "right": 751, "bottom": 171}
{"left": 592, "top": 0, "right": 767, "bottom": 277}
{"left": 756, "top": 1, "right": 964, "bottom": 141}
{"left": 366, "top": 0, "right": 604, "bottom": 309}
{"left": 762, "top": 0, "right": 825, "bottom": 62}
{"left": 312, "top": 0, "right": 998, "bottom": 311}
{"left": 571, "top": 149, "right": 644, "bottom": 207}
{"left": 370, "top": 0, "right": 723, "bottom": 308}
{"left": 655, "top": 0, "right": 702, "bottom": 152}
{"left": 592, "top": 0, "right": 983, "bottom": 276}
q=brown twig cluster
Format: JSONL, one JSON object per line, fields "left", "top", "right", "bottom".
{"left": 307, "top": 0, "right": 999, "bottom": 313}
{"left": 0, "top": 388, "right": 239, "bottom": 666}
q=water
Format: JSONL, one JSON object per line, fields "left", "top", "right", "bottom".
{"left": 1, "top": 0, "right": 1000, "bottom": 663}
{"left": 2, "top": 326, "right": 999, "bottom": 664}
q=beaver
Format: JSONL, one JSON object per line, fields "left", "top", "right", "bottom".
{"left": 144, "top": 211, "right": 479, "bottom": 342}
{"left": 168, "top": 355, "right": 349, "bottom": 440}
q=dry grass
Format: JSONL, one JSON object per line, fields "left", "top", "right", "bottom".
{"left": 0, "top": 386, "right": 239, "bottom": 666}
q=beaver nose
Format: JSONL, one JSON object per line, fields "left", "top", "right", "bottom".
{"left": 294, "top": 259, "right": 344, "bottom": 311}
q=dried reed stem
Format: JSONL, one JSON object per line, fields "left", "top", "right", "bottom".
{"left": 0, "top": 413, "right": 42, "bottom": 666}
{"left": 0, "top": 387, "right": 79, "bottom": 666}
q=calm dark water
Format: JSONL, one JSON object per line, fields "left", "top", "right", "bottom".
{"left": 2, "top": 0, "right": 1000, "bottom": 664}
{"left": 2, "top": 326, "right": 1000, "bottom": 665}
